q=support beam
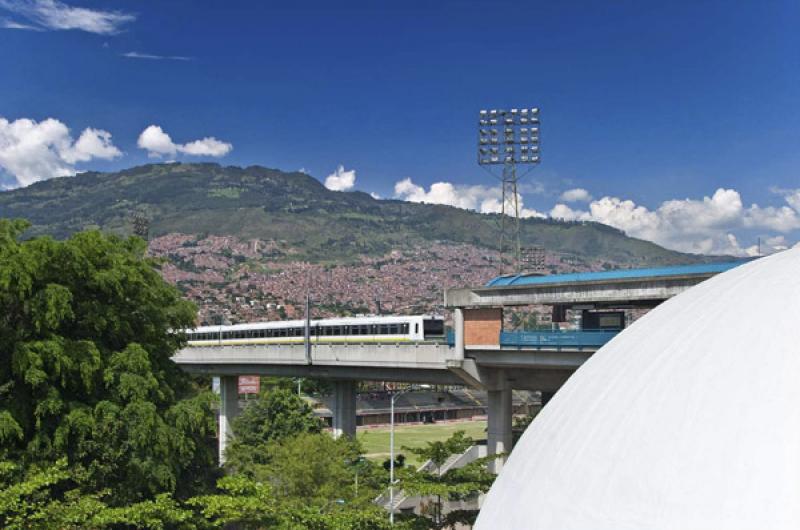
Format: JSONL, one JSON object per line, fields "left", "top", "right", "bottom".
{"left": 331, "top": 380, "right": 357, "bottom": 438}
{"left": 487, "top": 383, "right": 513, "bottom": 474}
{"left": 218, "top": 375, "right": 240, "bottom": 465}
{"left": 453, "top": 307, "right": 465, "bottom": 361}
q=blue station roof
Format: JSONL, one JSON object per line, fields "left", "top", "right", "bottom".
{"left": 485, "top": 260, "right": 752, "bottom": 288}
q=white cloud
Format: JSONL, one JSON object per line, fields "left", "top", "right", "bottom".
{"left": 770, "top": 186, "right": 800, "bottom": 215}
{"left": 550, "top": 188, "right": 800, "bottom": 256}
{"left": 181, "top": 137, "right": 233, "bottom": 157}
{"left": 393, "top": 177, "right": 545, "bottom": 219}
{"left": 0, "top": 0, "right": 135, "bottom": 34}
{"left": 62, "top": 127, "right": 121, "bottom": 163}
{"left": 122, "top": 51, "right": 192, "bottom": 61}
{"left": 136, "top": 125, "right": 232, "bottom": 158}
{"left": 1, "top": 16, "right": 40, "bottom": 29}
{"left": 324, "top": 165, "right": 356, "bottom": 191}
{"left": 560, "top": 188, "right": 593, "bottom": 203}
{"left": 370, "top": 192, "right": 381, "bottom": 200}
{"left": 0, "top": 116, "right": 121, "bottom": 188}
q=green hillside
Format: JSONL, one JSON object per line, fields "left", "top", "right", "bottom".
{"left": 0, "top": 162, "right": 707, "bottom": 265}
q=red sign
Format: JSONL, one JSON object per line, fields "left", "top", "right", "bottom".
{"left": 238, "top": 376, "right": 260, "bottom": 395}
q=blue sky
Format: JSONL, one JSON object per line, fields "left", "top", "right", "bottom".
{"left": 1, "top": 0, "right": 798, "bottom": 255}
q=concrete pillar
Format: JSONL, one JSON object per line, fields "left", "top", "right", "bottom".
{"left": 218, "top": 375, "right": 240, "bottom": 465}
{"left": 487, "top": 384, "right": 513, "bottom": 474}
{"left": 453, "top": 307, "right": 465, "bottom": 361}
{"left": 331, "top": 380, "right": 357, "bottom": 438}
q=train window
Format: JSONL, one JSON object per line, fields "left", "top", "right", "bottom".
{"left": 415, "top": 323, "right": 419, "bottom": 334}
{"left": 402, "top": 324, "right": 409, "bottom": 334}
{"left": 379, "top": 324, "right": 389, "bottom": 334}
{"left": 389, "top": 324, "right": 399, "bottom": 334}
{"left": 423, "top": 319, "right": 445, "bottom": 337}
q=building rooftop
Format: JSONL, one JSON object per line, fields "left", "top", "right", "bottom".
{"left": 485, "top": 259, "right": 751, "bottom": 288}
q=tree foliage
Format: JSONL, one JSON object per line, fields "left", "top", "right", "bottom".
{"left": 224, "top": 387, "right": 322, "bottom": 470}
{"left": 0, "top": 220, "right": 217, "bottom": 504}
{"left": 400, "top": 431, "right": 498, "bottom": 529}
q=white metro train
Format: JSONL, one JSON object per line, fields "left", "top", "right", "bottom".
{"left": 185, "top": 315, "right": 446, "bottom": 346}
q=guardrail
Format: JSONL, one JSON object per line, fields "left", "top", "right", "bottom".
{"left": 447, "top": 329, "right": 620, "bottom": 349}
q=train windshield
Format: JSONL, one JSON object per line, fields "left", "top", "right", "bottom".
{"left": 423, "top": 319, "right": 445, "bottom": 337}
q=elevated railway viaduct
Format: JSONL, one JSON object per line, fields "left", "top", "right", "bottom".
{"left": 173, "top": 260, "right": 747, "bottom": 468}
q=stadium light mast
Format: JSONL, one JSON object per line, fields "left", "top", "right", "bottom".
{"left": 478, "top": 107, "right": 540, "bottom": 274}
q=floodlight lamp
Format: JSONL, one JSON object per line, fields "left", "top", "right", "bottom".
{"left": 504, "top": 127, "right": 514, "bottom": 134}
{"left": 490, "top": 147, "right": 499, "bottom": 154}
{"left": 530, "top": 108, "right": 539, "bottom": 114}
{"left": 529, "top": 127, "right": 539, "bottom": 134}
{"left": 529, "top": 117, "right": 540, "bottom": 125}
{"left": 505, "top": 156, "right": 513, "bottom": 162}
{"left": 521, "top": 108, "right": 529, "bottom": 114}
{"left": 479, "top": 147, "right": 489, "bottom": 154}
{"left": 490, "top": 129, "right": 498, "bottom": 135}
{"left": 489, "top": 118, "right": 498, "bottom": 125}
{"left": 520, "top": 117, "right": 529, "bottom": 124}
{"left": 490, "top": 138, "right": 499, "bottom": 144}
{"left": 479, "top": 119, "right": 488, "bottom": 126}
{"left": 489, "top": 109, "right": 498, "bottom": 116}
{"left": 490, "top": 155, "right": 499, "bottom": 162}
{"left": 505, "top": 146, "right": 514, "bottom": 153}
{"left": 504, "top": 117, "right": 513, "bottom": 125}
{"left": 511, "top": 108, "right": 518, "bottom": 114}
{"left": 530, "top": 156, "right": 540, "bottom": 163}
{"left": 480, "top": 129, "right": 489, "bottom": 136}
{"left": 520, "top": 155, "right": 528, "bottom": 162}
{"left": 479, "top": 110, "right": 488, "bottom": 115}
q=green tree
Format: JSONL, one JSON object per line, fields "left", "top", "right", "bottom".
{"left": 189, "top": 472, "right": 394, "bottom": 530}
{"left": 0, "top": 220, "right": 217, "bottom": 504}
{"left": 225, "top": 388, "right": 322, "bottom": 470}
{"left": 400, "top": 431, "right": 497, "bottom": 529}
{"left": 261, "top": 433, "right": 385, "bottom": 507}
{"left": 0, "top": 459, "right": 195, "bottom": 530}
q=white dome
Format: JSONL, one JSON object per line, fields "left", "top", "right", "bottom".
{"left": 476, "top": 248, "right": 800, "bottom": 530}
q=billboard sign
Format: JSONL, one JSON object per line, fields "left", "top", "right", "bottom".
{"left": 238, "top": 375, "right": 260, "bottom": 395}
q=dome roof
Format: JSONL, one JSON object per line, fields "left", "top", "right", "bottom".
{"left": 476, "top": 248, "right": 800, "bottom": 530}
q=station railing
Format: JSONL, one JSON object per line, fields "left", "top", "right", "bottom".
{"left": 446, "top": 329, "right": 620, "bottom": 349}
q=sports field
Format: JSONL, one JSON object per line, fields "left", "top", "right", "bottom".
{"left": 357, "top": 419, "right": 487, "bottom": 466}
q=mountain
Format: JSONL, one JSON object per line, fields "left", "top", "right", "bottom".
{"left": 0, "top": 162, "right": 707, "bottom": 266}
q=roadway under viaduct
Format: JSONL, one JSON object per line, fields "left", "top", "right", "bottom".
{"left": 172, "top": 260, "right": 747, "bottom": 468}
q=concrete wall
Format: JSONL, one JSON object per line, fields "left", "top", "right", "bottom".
{"left": 464, "top": 308, "right": 502, "bottom": 347}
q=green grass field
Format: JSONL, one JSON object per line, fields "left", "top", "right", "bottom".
{"left": 357, "top": 420, "right": 487, "bottom": 466}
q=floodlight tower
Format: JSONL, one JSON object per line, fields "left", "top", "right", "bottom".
{"left": 478, "top": 107, "right": 540, "bottom": 273}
